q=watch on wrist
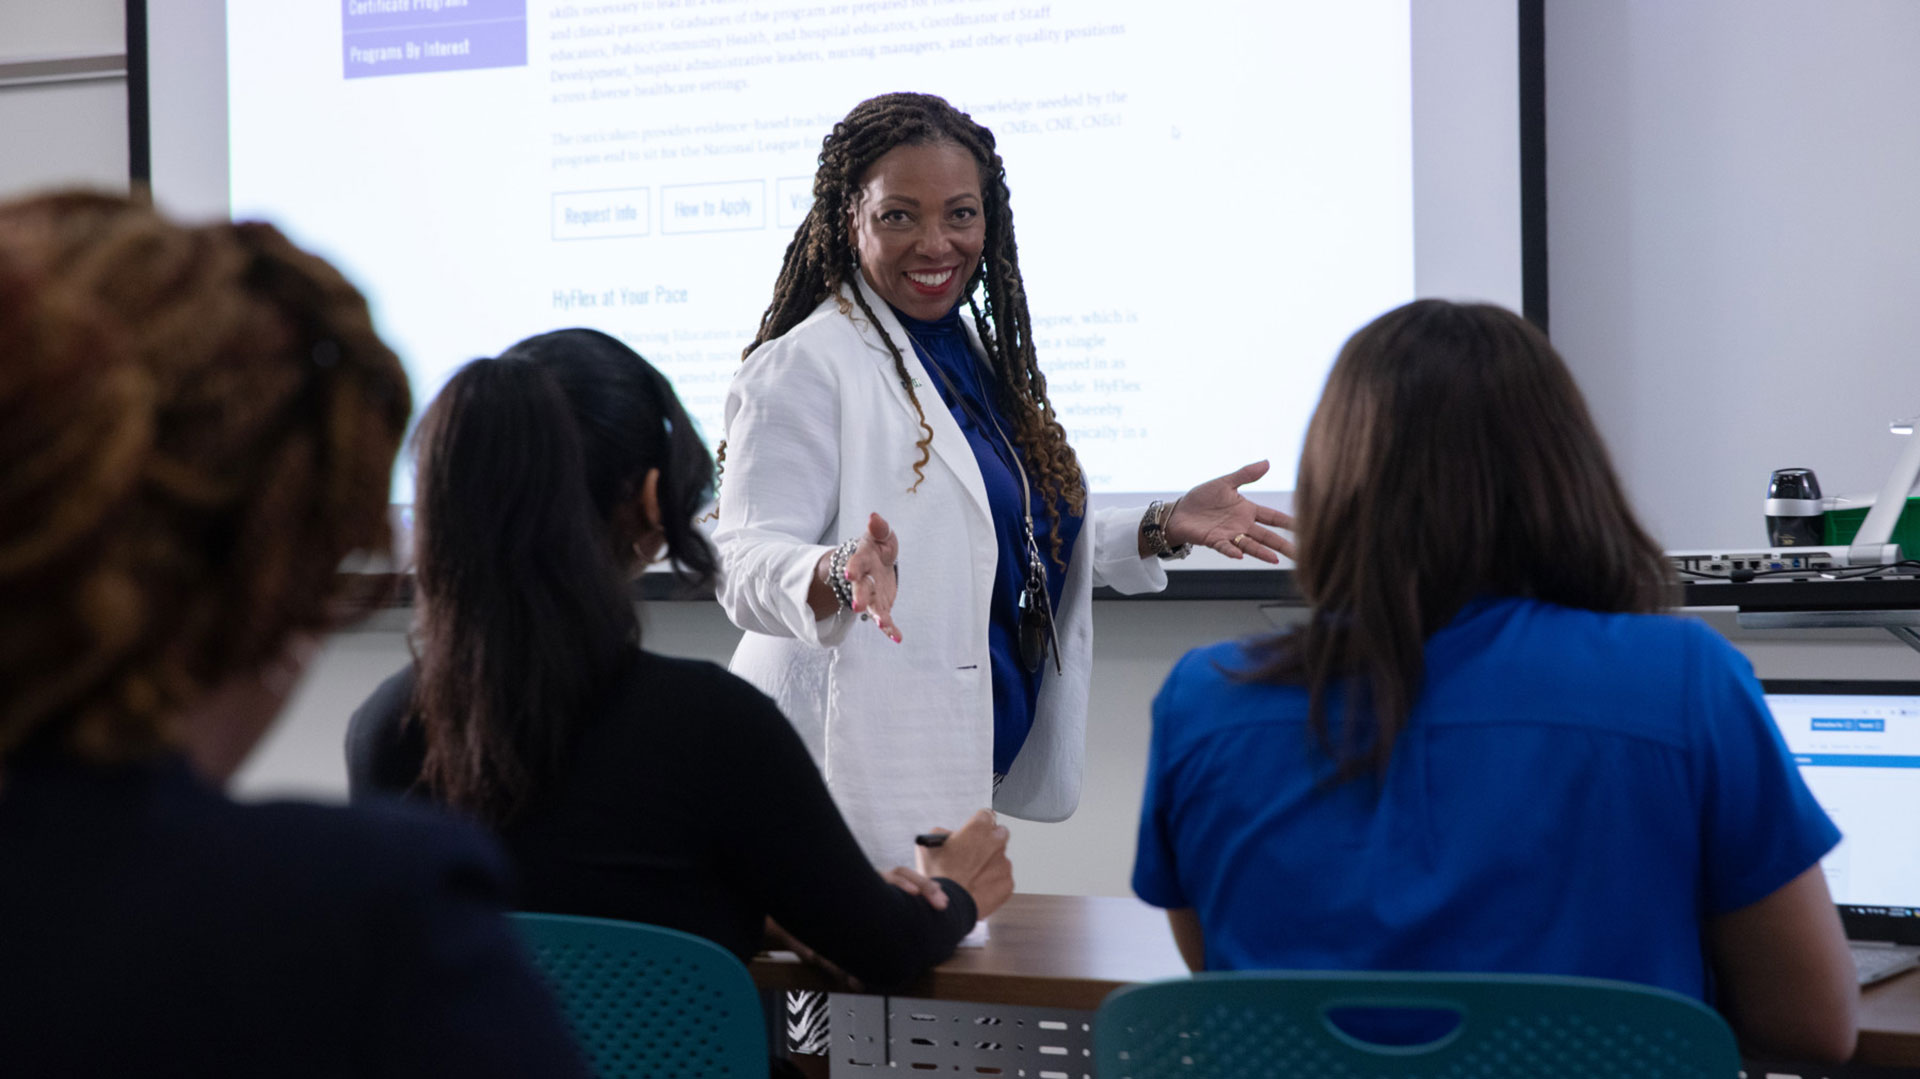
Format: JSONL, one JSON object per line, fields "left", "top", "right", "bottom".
{"left": 1141, "top": 500, "right": 1192, "bottom": 561}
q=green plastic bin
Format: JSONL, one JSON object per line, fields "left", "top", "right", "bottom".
{"left": 1822, "top": 496, "right": 1920, "bottom": 553}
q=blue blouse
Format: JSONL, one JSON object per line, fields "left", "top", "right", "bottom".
{"left": 1135, "top": 596, "right": 1839, "bottom": 1001}
{"left": 892, "top": 304, "right": 1084, "bottom": 775}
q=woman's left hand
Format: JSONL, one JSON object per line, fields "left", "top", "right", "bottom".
{"left": 1164, "top": 460, "right": 1296, "bottom": 562}
{"left": 881, "top": 866, "right": 950, "bottom": 911}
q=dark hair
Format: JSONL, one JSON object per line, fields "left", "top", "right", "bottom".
{"left": 410, "top": 328, "right": 716, "bottom": 824}
{"left": 0, "top": 191, "right": 409, "bottom": 764}
{"left": 722, "top": 91, "right": 1084, "bottom": 564}
{"left": 1248, "top": 299, "right": 1673, "bottom": 781}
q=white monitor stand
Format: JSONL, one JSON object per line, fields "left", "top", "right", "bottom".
{"left": 1850, "top": 424, "right": 1920, "bottom": 566}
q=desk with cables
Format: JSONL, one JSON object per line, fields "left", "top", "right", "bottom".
{"left": 1682, "top": 575, "right": 1920, "bottom": 653}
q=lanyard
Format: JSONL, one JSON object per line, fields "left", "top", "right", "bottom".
{"left": 906, "top": 329, "right": 1043, "bottom": 564}
{"left": 904, "top": 327, "right": 1063, "bottom": 673}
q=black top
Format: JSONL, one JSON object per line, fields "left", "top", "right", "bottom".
{"left": 346, "top": 650, "right": 977, "bottom": 989}
{"left": 0, "top": 753, "right": 584, "bottom": 1079}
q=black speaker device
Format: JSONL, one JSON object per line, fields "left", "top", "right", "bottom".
{"left": 1766, "top": 468, "right": 1824, "bottom": 547}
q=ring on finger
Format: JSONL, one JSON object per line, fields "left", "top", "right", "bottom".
{"left": 1233, "top": 533, "right": 1248, "bottom": 546}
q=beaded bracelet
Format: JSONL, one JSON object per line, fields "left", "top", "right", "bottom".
{"left": 826, "top": 537, "right": 859, "bottom": 612}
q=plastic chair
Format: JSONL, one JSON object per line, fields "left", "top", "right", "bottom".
{"left": 511, "top": 912, "right": 767, "bottom": 1079}
{"left": 1094, "top": 970, "right": 1741, "bottom": 1079}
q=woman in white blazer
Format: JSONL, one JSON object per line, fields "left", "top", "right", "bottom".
{"left": 714, "top": 93, "right": 1293, "bottom": 873}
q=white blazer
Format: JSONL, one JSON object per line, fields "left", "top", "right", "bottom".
{"left": 714, "top": 275, "right": 1167, "bottom": 871}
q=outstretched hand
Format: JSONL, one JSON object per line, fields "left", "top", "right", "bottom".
{"left": 1164, "top": 460, "right": 1296, "bottom": 562}
{"left": 846, "top": 512, "right": 902, "bottom": 642}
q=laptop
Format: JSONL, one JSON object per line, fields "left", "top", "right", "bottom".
{"left": 1763, "top": 680, "right": 1920, "bottom": 985}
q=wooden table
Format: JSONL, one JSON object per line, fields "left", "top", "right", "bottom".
{"left": 753, "top": 892, "right": 1920, "bottom": 1072}
{"left": 751, "top": 892, "right": 1186, "bottom": 1011}
{"left": 755, "top": 893, "right": 1182, "bottom": 1076}
{"left": 1860, "top": 966, "right": 1920, "bottom": 1070}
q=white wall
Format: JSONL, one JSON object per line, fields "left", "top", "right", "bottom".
{"left": 13, "top": 1, "right": 1920, "bottom": 900}
{"left": 1546, "top": 0, "right": 1920, "bottom": 549}
{"left": 0, "top": 0, "right": 127, "bottom": 198}
{"left": 0, "top": 2, "right": 122, "bottom": 53}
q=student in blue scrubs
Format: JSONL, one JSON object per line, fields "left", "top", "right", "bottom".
{"left": 1132, "top": 299, "right": 1857, "bottom": 1063}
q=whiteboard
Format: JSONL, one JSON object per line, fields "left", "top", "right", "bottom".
{"left": 140, "top": 0, "right": 1535, "bottom": 582}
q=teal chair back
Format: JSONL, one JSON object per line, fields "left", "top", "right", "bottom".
{"left": 1095, "top": 971, "right": 1741, "bottom": 1079}
{"left": 511, "top": 912, "right": 766, "bottom": 1079}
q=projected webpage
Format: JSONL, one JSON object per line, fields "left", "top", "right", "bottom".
{"left": 1767, "top": 691, "right": 1920, "bottom": 912}
{"left": 227, "top": 0, "right": 1416, "bottom": 505}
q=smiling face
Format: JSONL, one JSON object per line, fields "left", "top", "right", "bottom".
{"left": 848, "top": 140, "right": 986, "bottom": 322}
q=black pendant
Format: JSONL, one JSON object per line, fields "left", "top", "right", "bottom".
{"left": 1017, "top": 574, "right": 1052, "bottom": 675}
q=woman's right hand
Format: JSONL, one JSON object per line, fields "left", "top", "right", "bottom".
{"left": 845, "top": 512, "right": 902, "bottom": 642}
{"left": 811, "top": 511, "right": 903, "bottom": 642}
{"left": 915, "top": 809, "right": 1014, "bottom": 920}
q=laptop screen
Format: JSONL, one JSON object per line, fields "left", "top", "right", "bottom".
{"left": 1762, "top": 680, "right": 1920, "bottom": 945}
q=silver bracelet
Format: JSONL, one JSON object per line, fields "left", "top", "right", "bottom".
{"left": 826, "top": 537, "right": 859, "bottom": 612}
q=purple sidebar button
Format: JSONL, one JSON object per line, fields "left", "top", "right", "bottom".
{"left": 344, "top": 0, "right": 528, "bottom": 31}
{"left": 343, "top": 0, "right": 528, "bottom": 80}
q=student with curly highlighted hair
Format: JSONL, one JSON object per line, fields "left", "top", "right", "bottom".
{"left": 715, "top": 92, "right": 1295, "bottom": 873}
{"left": 0, "top": 192, "right": 583, "bottom": 1078}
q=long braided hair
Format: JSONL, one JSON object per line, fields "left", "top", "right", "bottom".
{"left": 0, "top": 191, "right": 410, "bottom": 765}
{"left": 725, "top": 92, "right": 1084, "bottom": 563}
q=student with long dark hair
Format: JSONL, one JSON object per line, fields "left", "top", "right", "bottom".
{"left": 1131, "top": 300, "right": 1857, "bottom": 1062}
{"left": 346, "top": 329, "right": 1011, "bottom": 990}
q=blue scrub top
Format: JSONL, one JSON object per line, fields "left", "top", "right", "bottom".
{"left": 893, "top": 304, "right": 1083, "bottom": 775}
{"left": 1133, "top": 595, "right": 1839, "bottom": 1003}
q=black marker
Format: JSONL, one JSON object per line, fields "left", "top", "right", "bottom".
{"left": 914, "top": 833, "right": 948, "bottom": 848}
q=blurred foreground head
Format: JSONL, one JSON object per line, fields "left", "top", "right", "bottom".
{"left": 0, "top": 191, "right": 410, "bottom": 769}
